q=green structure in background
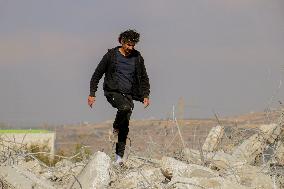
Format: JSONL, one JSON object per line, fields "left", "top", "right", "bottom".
{"left": 0, "top": 129, "right": 50, "bottom": 134}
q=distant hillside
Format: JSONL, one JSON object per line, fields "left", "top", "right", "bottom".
{"left": 55, "top": 110, "right": 282, "bottom": 156}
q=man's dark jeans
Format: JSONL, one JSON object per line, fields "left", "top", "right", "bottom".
{"left": 105, "top": 91, "right": 134, "bottom": 157}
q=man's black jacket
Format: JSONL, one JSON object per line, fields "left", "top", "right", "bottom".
{"left": 90, "top": 47, "right": 150, "bottom": 102}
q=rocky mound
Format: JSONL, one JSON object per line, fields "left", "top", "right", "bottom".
{"left": 1, "top": 110, "right": 284, "bottom": 189}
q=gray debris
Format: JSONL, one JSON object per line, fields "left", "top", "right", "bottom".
{"left": 68, "top": 151, "right": 111, "bottom": 189}
{"left": 232, "top": 123, "right": 281, "bottom": 164}
{"left": 0, "top": 165, "right": 56, "bottom": 189}
{"left": 202, "top": 125, "right": 224, "bottom": 153}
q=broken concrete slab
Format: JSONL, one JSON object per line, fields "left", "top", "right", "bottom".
{"left": 259, "top": 123, "right": 281, "bottom": 144}
{"left": 202, "top": 125, "right": 224, "bottom": 152}
{"left": 49, "top": 159, "right": 80, "bottom": 182}
{"left": 167, "top": 176, "right": 250, "bottom": 189}
{"left": 223, "top": 165, "right": 275, "bottom": 189}
{"left": 68, "top": 151, "right": 111, "bottom": 189}
{"left": 17, "top": 159, "right": 43, "bottom": 175}
{"left": 207, "top": 151, "right": 274, "bottom": 188}
{"left": 0, "top": 165, "right": 56, "bottom": 189}
{"left": 274, "top": 141, "right": 284, "bottom": 166}
{"left": 232, "top": 123, "right": 281, "bottom": 164}
{"left": 112, "top": 167, "right": 164, "bottom": 189}
{"left": 182, "top": 148, "right": 202, "bottom": 165}
{"left": 160, "top": 156, "right": 218, "bottom": 180}
{"left": 207, "top": 151, "right": 245, "bottom": 171}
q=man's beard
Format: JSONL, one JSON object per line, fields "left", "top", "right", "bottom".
{"left": 125, "top": 49, "right": 132, "bottom": 55}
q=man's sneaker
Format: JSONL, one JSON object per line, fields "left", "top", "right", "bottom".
{"left": 115, "top": 154, "right": 123, "bottom": 166}
{"left": 109, "top": 128, "right": 119, "bottom": 143}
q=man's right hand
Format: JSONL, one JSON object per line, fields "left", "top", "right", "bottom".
{"left": 88, "top": 96, "right": 95, "bottom": 108}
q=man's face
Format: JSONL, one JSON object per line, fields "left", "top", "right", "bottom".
{"left": 121, "top": 41, "right": 135, "bottom": 55}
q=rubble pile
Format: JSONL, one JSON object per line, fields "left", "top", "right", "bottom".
{"left": 1, "top": 113, "right": 284, "bottom": 188}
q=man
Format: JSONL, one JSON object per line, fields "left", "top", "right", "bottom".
{"left": 88, "top": 29, "right": 150, "bottom": 164}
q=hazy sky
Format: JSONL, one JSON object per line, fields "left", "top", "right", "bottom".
{"left": 0, "top": 0, "right": 284, "bottom": 126}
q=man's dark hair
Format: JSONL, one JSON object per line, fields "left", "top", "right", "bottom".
{"left": 118, "top": 29, "right": 140, "bottom": 44}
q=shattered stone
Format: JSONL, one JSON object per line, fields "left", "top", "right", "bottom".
{"left": 206, "top": 151, "right": 245, "bottom": 171}
{"left": 18, "top": 159, "right": 42, "bottom": 175}
{"left": 112, "top": 167, "right": 164, "bottom": 189}
{"left": 160, "top": 156, "right": 218, "bottom": 180}
{"left": 273, "top": 141, "right": 284, "bottom": 166}
{"left": 182, "top": 148, "right": 202, "bottom": 165}
{"left": 0, "top": 165, "right": 56, "bottom": 189}
{"left": 1, "top": 115, "right": 283, "bottom": 189}
{"left": 232, "top": 123, "right": 281, "bottom": 164}
{"left": 202, "top": 125, "right": 224, "bottom": 152}
{"left": 223, "top": 165, "right": 276, "bottom": 189}
{"left": 167, "top": 176, "right": 250, "bottom": 189}
{"left": 68, "top": 151, "right": 111, "bottom": 189}
{"left": 55, "top": 159, "right": 73, "bottom": 168}
{"left": 109, "top": 156, "right": 164, "bottom": 189}
{"left": 49, "top": 159, "right": 79, "bottom": 183}
{"left": 260, "top": 123, "right": 281, "bottom": 144}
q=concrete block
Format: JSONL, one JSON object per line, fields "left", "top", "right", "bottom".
{"left": 272, "top": 141, "right": 284, "bottom": 166}
{"left": 182, "top": 148, "right": 202, "bottom": 165}
{"left": 232, "top": 124, "right": 281, "bottom": 164}
{"left": 69, "top": 151, "right": 111, "bottom": 189}
{"left": 202, "top": 125, "right": 224, "bottom": 152}
{"left": 160, "top": 156, "right": 218, "bottom": 180}
{"left": 0, "top": 165, "right": 56, "bottom": 189}
{"left": 113, "top": 167, "right": 164, "bottom": 189}
{"left": 168, "top": 176, "right": 250, "bottom": 189}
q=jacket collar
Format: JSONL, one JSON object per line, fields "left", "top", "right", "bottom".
{"left": 110, "top": 46, "right": 140, "bottom": 57}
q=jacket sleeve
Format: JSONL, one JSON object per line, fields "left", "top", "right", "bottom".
{"left": 89, "top": 52, "right": 109, "bottom": 97}
{"left": 139, "top": 56, "right": 150, "bottom": 98}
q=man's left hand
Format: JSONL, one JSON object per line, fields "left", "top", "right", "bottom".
{"left": 143, "top": 98, "right": 150, "bottom": 108}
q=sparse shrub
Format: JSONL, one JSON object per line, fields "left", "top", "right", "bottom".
{"left": 72, "top": 143, "right": 92, "bottom": 162}
{"left": 52, "top": 149, "right": 66, "bottom": 165}
{"left": 25, "top": 142, "right": 66, "bottom": 166}
{"left": 23, "top": 141, "right": 92, "bottom": 167}
{"left": 25, "top": 143, "right": 52, "bottom": 165}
